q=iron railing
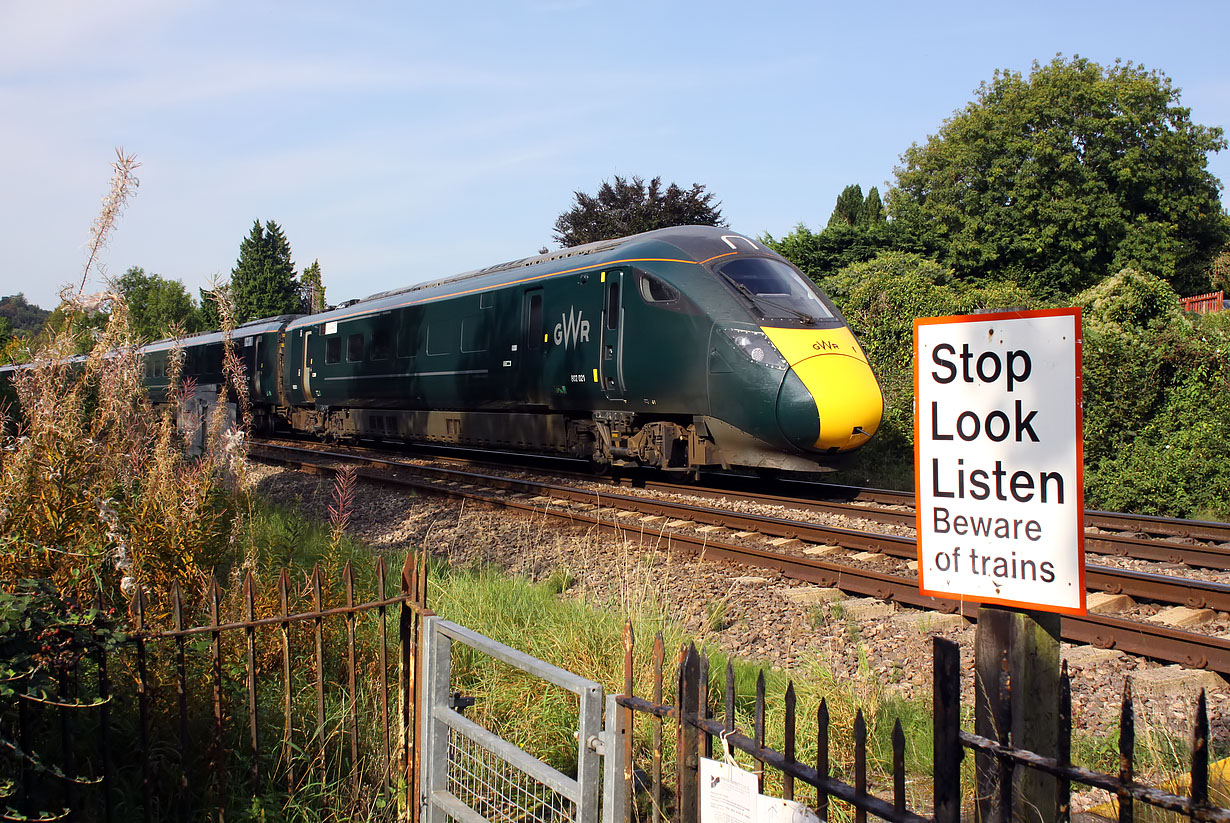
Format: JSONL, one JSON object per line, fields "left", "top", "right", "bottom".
{"left": 615, "top": 625, "right": 1229, "bottom": 823}
{"left": 2, "top": 552, "right": 432, "bottom": 822}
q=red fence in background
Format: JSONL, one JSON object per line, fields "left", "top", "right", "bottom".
{"left": 1180, "top": 290, "right": 1226, "bottom": 314}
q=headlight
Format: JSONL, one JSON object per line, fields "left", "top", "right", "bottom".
{"left": 720, "top": 327, "right": 788, "bottom": 370}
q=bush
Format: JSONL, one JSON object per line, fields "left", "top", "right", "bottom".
{"left": 1077, "top": 270, "right": 1230, "bottom": 519}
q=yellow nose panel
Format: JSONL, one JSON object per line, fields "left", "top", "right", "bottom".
{"left": 762, "top": 326, "right": 883, "bottom": 451}
{"left": 760, "top": 326, "right": 869, "bottom": 366}
{"left": 790, "top": 353, "right": 883, "bottom": 449}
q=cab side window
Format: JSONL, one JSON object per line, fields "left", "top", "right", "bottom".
{"left": 638, "top": 273, "right": 679, "bottom": 304}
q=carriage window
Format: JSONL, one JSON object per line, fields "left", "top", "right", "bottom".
{"left": 606, "top": 281, "right": 620, "bottom": 330}
{"left": 325, "top": 337, "right": 342, "bottom": 364}
{"left": 347, "top": 333, "right": 364, "bottom": 362}
{"left": 479, "top": 292, "right": 494, "bottom": 309}
{"left": 638, "top": 273, "right": 678, "bottom": 303}
{"left": 427, "top": 323, "right": 454, "bottom": 356}
{"left": 397, "top": 326, "right": 415, "bottom": 358}
{"left": 371, "top": 329, "right": 391, "bottom": 361}
{"left": 461, "top": 317, "right": 488, "bottom": 353}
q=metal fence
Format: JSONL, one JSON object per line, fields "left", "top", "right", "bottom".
{"left": 418, "top": 616, "right": 605, "bottom": 823}
{"left": 614, "top": 625, "right": 1230, "bottom": 823}
{"left": 1, "top": 552, "right": 433, "bottom": 822}
{"left": 9, "top": 565, "right": 1230, "bottom": 823}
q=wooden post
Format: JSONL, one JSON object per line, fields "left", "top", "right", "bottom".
{"left": 975, "top": 605, "right": 1062, "bottom": 823}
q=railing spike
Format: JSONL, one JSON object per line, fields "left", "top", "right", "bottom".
{"left": 1192, "top": 689, "right": 1209, "bottom": 807}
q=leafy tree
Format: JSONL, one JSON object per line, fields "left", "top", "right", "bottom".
{"left": 0, "top": 317, "right": 12, "bottom": 360}
{"left": 116, "top": 266, "right": 201, "bottom": 341}
{"left": 1210, "top": 246, "right": 1230, "bottom": 294}
{"left": 763, "top": 219, "right": 933, "bottom": 285}
{"left": 552, "top": 175, "right": 726, "bottom": 247}
{"left": 889, "top": 55, "right": 1229, "bottom": 298}
{"left": 0, "top": 294, "right": 51, "bottom": 337}
{"left": 230, "top": 220, "right": 299, "bottom": 323}
{"left": 826, "top": 184, "right": 865, "bottom": 229}
{"left": 299, "top": 258, "right": 326, "bottom": 314}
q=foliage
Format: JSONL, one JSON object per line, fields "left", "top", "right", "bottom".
{"left": 1210, "top": 246, "right": 1230, "bottom": 294}
{"left": 551, "top": 175, "right": 726, "bottom": 248}
{"left": 0, "top": 580, "right": 123, "bottom": 821}
{"left": 0, "top": 295, "right": 244, "bottom": 617}
{"left": 763, "top": 218, "right": 934, "bottom": 287}
{"left": 230, "top": 220, "right": 299, "bottom": 324}
{"left": 824, "top": 184, "right": 887, "bottom": 230}
{"left": 889, "top": 55, "right": 1229, "bottom": 299}
{"left": 1077, "top": 270, "right": 1230, "bottom": 519}
{"left": 827, "top": 184, "right": 865, "bottom": 229}
{"left": 299, "top": 258, "right": 327, "bottom": 314}
{"left": 0, "top": 295, "right": 51, "bottom": 338}
{"left": 115, "top": 266, "right": 203, "bottom": 342}
{"left": 198, "top": 287, "right": 220, "bottom": 330}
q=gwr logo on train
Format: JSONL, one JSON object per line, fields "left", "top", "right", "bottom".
{"left": 553, "top": 307, "right": 590, "bottom": 349}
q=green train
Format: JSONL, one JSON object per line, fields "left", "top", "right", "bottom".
{"left": 138, "top": 226, "right": 883, "bottom": 473}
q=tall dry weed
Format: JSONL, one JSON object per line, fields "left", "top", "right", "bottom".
{"left": 0, "top": 151, "right": 252, "bottom": 625}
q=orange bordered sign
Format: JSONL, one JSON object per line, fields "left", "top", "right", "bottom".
{"left": 913, "top": 308, "right": 1085, "bottom": 615}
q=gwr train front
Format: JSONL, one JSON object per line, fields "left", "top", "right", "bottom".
{"left": 701, "top": 238, "right": 883, "bottom": 470}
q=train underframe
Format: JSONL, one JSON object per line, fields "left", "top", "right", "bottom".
{"left": 270, "top": 404, "right": 830, "bottom": 473}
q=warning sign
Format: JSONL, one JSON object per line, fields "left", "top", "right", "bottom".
{"left": 914, "top": 308, "right": 1085, "bottom": 614}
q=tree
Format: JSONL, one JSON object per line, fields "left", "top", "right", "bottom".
{"left": 860, "top": 187, "right": 885, "bottom": 226}
{"left": 116, "top": 267, "right": 201, "bottom": 342}
{"left": 230, "top": 220, "right": 299, "bottom": 323}
{"left": 0, "top": 294, "right": 51, "bottom": 337}
{"left": 826, "top": 184, "right": 865, "bottom": 229}
{"left": 889, "top": 55, "right": 1229, "bottom": 298}
{"left": 198, "top": 288, "right": 220, "bottom": 330}
{"left": 552, "top": 175, "right": 726, "bottom": 248}
{"left": 299, "top": 259, "right": 326, "bottom": 314}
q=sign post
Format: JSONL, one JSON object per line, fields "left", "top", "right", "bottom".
{"left": 914, "top": 308, "right": 1084, "bottom": 822}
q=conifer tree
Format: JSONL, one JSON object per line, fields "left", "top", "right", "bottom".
{"left": 299, "top": 259, "right": 326, "bottom": 313}
{"left": 230, "top": 220, "right": 298, "bottom": 323}
{"left": 826, "top": 185, "right": 865, "bottom": 229}
{"left": 860, "top": 187, "right": 885, "bottom": 225}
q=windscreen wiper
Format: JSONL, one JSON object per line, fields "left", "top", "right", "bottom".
{"left": 721, "top": 274, "right": 815, "bottom": 324}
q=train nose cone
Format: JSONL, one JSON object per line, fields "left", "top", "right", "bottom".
{"left": 777, "top": 354, "right": 883, "bottom": 451}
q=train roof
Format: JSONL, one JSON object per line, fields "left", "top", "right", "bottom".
{"left": 283, "top": 225, "right": 768, "bottom": 331}
{"left": 139, "top": 315, "right": 300, "bottom": 353}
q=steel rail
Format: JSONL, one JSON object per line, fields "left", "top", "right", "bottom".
{"left": 258, "top": 438, "right": 1230, "bottom": 556}
{"left": 253, "top": 444, "right": 1230, "bottom": 610}
{"left": 252, "top": 445, "right": 1230, "bottom": 676}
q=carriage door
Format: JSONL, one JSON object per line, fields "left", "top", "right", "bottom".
{"left": 522, "top": 289, "right": 546, "bottom": 405}
{"left": 600, "top": 271, "right": 625, "bottom": 399}
{"left": 301, "top": 329, "right": 314, "bottom": 402}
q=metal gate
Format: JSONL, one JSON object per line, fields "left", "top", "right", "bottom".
{"left": 419, "top": 617, "right": 626, "bottom": 823}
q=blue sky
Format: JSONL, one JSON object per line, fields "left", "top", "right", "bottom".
{"left": 2, "top": 0, "right": 1228, "bottom": 311}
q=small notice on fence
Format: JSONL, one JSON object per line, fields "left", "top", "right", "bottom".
{"left": 913, "top": 308, "right": 1086, "bottom": 615}
{"left": 700, "top": 757, "right": 819, "bottom": 823}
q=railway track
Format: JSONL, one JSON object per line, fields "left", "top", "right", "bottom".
{"left": 250, "top": 441, "right": 1230, "bottom": 677}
